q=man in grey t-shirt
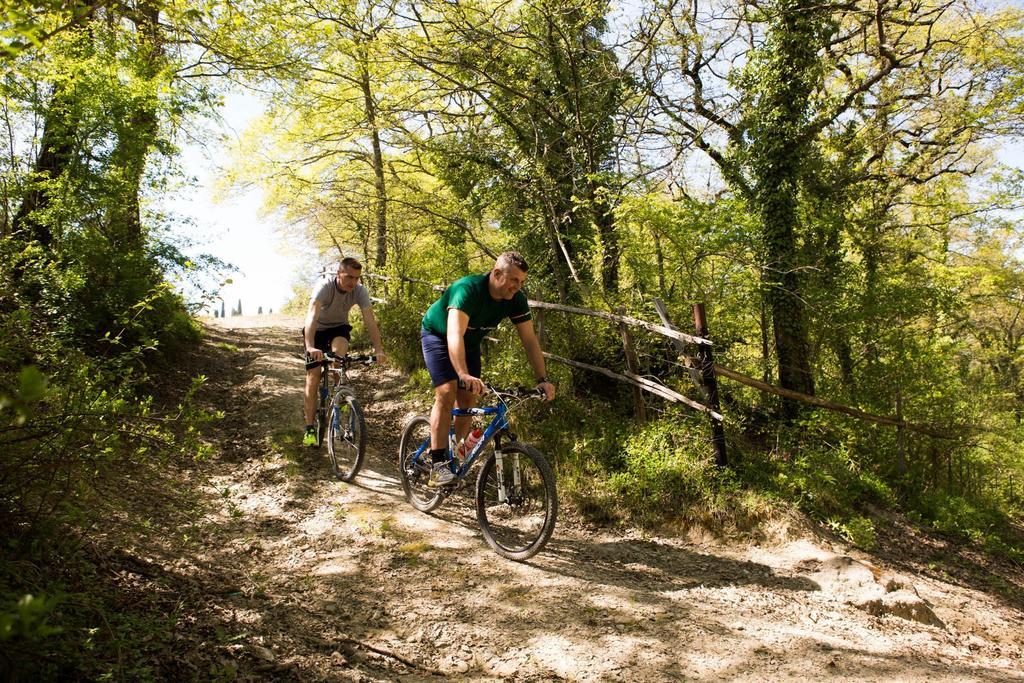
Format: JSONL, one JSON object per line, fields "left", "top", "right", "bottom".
{"left": 302, "top": 257, "right": 386, "bottom": 446}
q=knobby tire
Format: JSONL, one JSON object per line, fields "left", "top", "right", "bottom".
{"left": 327, "top": 391, "right": 366, "bottom": 481}
{"left": 398, "top": 415, "right": 443, "bottom": 512}
{"left": 475, "top": 442, "right": 557, "bottom": 561}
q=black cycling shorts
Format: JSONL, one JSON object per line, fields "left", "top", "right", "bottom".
{"left": 302, "top": 324, "right": 352, "bottom": 355}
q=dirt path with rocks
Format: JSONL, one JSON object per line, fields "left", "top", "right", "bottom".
{"left": 172, "top": 316, "right": 1024, "bottom": 681}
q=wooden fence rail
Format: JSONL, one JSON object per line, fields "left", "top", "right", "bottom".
{"left": 362, "top": 271, "right": 962, "bottom": 468}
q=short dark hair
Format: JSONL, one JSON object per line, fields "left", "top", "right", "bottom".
{"left": 339, "top": 257, "right": 363, "bottom": 272}
{"left": 496, "top": 251, "right": 528, "bottom": 273}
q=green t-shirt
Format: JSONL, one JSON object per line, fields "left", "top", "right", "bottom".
{"left": 421, "top": 273, "right": 532, "bottom": 351}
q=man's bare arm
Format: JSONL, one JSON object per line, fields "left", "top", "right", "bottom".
{"left": 447, "top": 308, "right": 485, "bottom": 395}
{"left": 304, "top": 300, "right": 322, "bottom": 359}
{"left": 516, "top": 320, "right": 555, "bottom": 401}
{"left": 360, "top": 306, "right": 387, "bottom": 361}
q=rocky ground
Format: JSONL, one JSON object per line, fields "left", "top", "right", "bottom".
{"left": 137, "top": 315, "right": 1024, "bottom": 681}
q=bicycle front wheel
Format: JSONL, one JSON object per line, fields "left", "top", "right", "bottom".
{"left": 314, "top": 396, "right": 327, "bottom": 448}
{"left": 475, "top": 442, "right": 557, "bottom": 561}
{"left": 327, "top": 391, "right": 366, "bottom": 481}
{"left": 398, "top": 415, "right": 443, "bottom": 512}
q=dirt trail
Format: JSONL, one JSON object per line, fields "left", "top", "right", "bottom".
{"left": 178, "top": 316, "right": 1023, "bottom": 681}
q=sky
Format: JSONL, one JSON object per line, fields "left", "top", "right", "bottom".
{"left": 164, "top": 90, "right": 313, "bottom": 317}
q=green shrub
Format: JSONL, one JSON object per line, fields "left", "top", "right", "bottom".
{"left": 826, "top": 516, "right": 877, "bottom": 550}
{"left": 374, "top": 285, "right": 436, "bottom": 372}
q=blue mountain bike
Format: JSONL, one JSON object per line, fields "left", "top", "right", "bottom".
{"left": 398, "top": 386, "right": 557, "bottom": 561}
{"left": 307, "top": 351, "right": 375, "bottom": 481}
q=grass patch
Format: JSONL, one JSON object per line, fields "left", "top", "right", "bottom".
{"left": 271, "top": 429, "right": 304, "bottom": 461}
{"left": 496, "top": 584, "right": 532, "bottom": 603}
{"left": 397, "top": 541, "right": 432, "bottom": 555}
{"left": 394, "top": 540, "right": 434, "bottom": 567}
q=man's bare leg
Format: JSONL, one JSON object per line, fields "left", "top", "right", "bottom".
{"left": 430, "top": 381, "right": 458, "bottom": 451}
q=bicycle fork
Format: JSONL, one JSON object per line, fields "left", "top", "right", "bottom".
{"left": 493, "top": 451, "right": 520, "bottom": 504}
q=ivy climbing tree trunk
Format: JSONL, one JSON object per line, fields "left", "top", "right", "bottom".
{"left": 10, "top": 85, "right": 78, "bottom": 247}
{"left": 108, "top": 0, "right": 163, "bottom": 251}
{"left": 746, "top": 0, "right": 824, "bottom": 411}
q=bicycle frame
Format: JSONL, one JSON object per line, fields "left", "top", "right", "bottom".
{"left": 410, "top": 400, "right": 512, "bottom": 480}
{"left": 310, "top": 353, "right": 374, "bottom": 444}
{"left": 398, "top": 387, "right": 555, "bottom": 559}
{"left": 316, "top": 352, "right": 373, "bottom": 400}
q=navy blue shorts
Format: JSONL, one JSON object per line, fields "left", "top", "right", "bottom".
{"left": 421, "top": 329, "right": 481, "bottom": 387}
{"left": 302, "top": 325, "right": 352, "bottom": 354}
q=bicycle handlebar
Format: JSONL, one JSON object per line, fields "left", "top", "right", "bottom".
{"left": 492, "top": 386, "right": 547, "bottom": 399}
{"left": 325, "top": 351, "right": 376, "bottom": 364}
{"left": 305, "top": 352, "right": 376, "bottom": 371}
{"left": 456, "top": 380, "right": 547, "bottom": 401}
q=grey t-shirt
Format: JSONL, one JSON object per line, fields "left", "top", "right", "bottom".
{"left": 310, "top": 276, "right": 371, "bottom": 330}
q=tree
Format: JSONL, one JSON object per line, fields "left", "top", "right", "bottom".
{"left": 406, "top": 0, "right": 630, "bottom": 300}
{"left": 635, "top": 0, "right": 1024, "bottom": 409}
{"left": 207, "top": 0, "right": 406, "bottom": 268}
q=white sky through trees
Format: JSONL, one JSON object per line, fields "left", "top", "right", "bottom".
{"left": 167, "top": 91, "right": 312, "bottom": 317}
{"left": 167, "top": 0, "right": 1024, "bottom": 317}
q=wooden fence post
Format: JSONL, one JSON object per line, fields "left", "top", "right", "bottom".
{"left": 617, "top": 307, "right": 647, "bottom": 424}
{"left": 896, "top": 390, "right": 906, "bottom": 476}
{"left": 653, "top": 298, "right": 703, "bottom": 394}
{"left": 693, "top": 303, "right": 728, "bottom": 467}
{"left": 535, "top": 308, "right": 546, "bottom": 347}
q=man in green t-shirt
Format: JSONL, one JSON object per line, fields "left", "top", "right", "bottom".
{"left": 420, "top": 251, "right": 555, "bottom": 485}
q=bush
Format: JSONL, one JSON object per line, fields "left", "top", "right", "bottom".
{"left": 373, "top": 284, "right": 437, "bottom": 373}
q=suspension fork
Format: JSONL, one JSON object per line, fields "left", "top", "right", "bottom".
{"left": 492, "top": 430, "right": 519, "bottom": 504}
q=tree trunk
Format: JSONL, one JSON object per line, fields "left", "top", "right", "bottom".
{"left": 595, "top": 205, "right": 619, "bottom": 293}
{"left": 11, "top": 84, "right": 79, "bottom": 246}
{"left": 652, "top": 227, "right": 666, "bottom": 297}
{"left": 107, "top": 0, "right": 162, "bottom": 251}
{"left": 359, "top": 58, "right": 388, "bottom": 269}
{"left": 747, "top": 0, "right": 823, "bottom": 415}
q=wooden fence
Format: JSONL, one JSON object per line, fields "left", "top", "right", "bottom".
{"left": 364, "top": 272, "right": 960, "bottom": 468}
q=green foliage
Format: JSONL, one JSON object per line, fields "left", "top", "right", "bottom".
{"left": 608, "top": 418, "right": 722, "bottom": 524}
{"left": 826, "top": 516, "right": 877, "bottom": 551}
{"left": 911, "top": 492, "right": 1011, "bottom": 546}
{"left": 0, "top": 6, "right": 219, "bottom": 678}
{"left": 0, "top": 593, "right": 62, "bottom": 642}
{"left": 372, "top": 282, "right": 437, "bottom": 373}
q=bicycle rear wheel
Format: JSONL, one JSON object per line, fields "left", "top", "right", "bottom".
{"left": 398, "top": 415, "right": 443, "bottom": 512}
{"left": 475, "top": 442, "right": 557, "bottom": 561}
{"left": 327, "top": 391, "right": 366, "bottom": 481}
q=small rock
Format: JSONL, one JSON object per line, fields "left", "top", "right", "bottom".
{"left": 252, "top": 645, "right": 275, "bottom": 662}
{"left": 330, "top": 651, "right": 348, "bottom": 667}
{"left": 441, "top": 654, "right": 470, "bottom": 674}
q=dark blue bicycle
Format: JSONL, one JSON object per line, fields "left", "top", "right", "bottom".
{"left": 398, "top": 386, "right": 557, "bottom": 561}
{"left": 306, "top": 351, "right": 375, "bottom": 481}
